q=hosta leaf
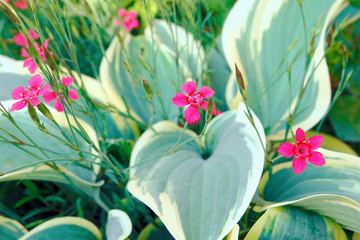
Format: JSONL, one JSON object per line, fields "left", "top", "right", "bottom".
{"left": 207, "top": 37, "right": 231, "bottom": 111}
{"left": 128, "top": 103, "right": 265, "bottom": 240}
{"left": 19, "top": 217, "right": 101, "bottom": 240}
{"left": 0, "top": 55, "right": 31, "bottom": 101}
{"left": 0, "top": 215, "right": 27, "bottom": 240}
{"left": 0, "top": 54, "right": 137, "bottom": 140}
{"left": 100, "top": 34, "right": 188, "bottom": 125}
{"left": 245, "top": 207, "right": 346, "bottom": 240}
{"left": 72, "top": 73, "right": 139, "bottom": 140}
{"left": 145, "top": 20, "right": 205, "bottom": 81}
{"left": 226, "top": 224, "right": 240, "bottom": 240}
{"left": 222, "top": 0, "right": 348, "bottom": 139}
{"left": 253, "top": 148, "right": 360, "bottom": 232}
{"left": 106, "top": 209, "right": 132, "bottom": 240}
{"left": 0, "top": 103, "right": 106, "bottom": 209}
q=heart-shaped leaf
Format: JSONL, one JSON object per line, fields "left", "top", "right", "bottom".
{"left": 253, "top": 148, "right": 360, "bottom": 232}
{"left": 245, "top": 207, "right": 346, "bottom": 239}
{"left": 128, "top": 103, "right": 265, "bottom": 240}
{"left": 222, "top": 0, "right": 347, "bottom": 139}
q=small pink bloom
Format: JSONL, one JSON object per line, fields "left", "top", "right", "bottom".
{"left": 43, "top": 77, "right": 78, "bottom": 112}
{"left": 14, "top": 29, "right": 39, "bottom": 48}
{"left": 115, "top": 8, "right": 139, "bottom": 31}
{"left": 172, "top": 81, "right": 219, "bottom": 124}
{"left": 278, "top": 128, "right": 325, "bottom": 174}
{"left": 10, "top": 74, "right": 49, "bottom": 112}
{"left": 14, "top": 0, "right": 27, "bottom": 9}
{"left": 22, "top": 39, "right": 52, "bottom": 74}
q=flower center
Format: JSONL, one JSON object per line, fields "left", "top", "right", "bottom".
{"left": 26, "top": 86, "right": 39, "bottom": 99}
{"left": 189, "top": 93, "right": 203, "bottom": 105}
{"left": 295, "top": 143, "right": 311, "bottom": 159}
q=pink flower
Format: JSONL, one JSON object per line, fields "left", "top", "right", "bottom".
{"left": 14, "top": 29, "right": 39, "bottom": 48}
{"left": 115, "top": 8, "right": 139, "bottom": 31}
{"left": 21, "top": 39, "right": 52, "bottom": 74}
{"left": 278, "top": 128, "right": 325, "bottom": 174}
{"left": 5, "top": 0, "right": 27, "bottom": 9}
{"left": 10, "top": 74, "right": 49, "bottom": 112}
{"left": 43, "top": 77, "right": 78, "bottom": 112}
{"left": 172, "top": 81, "right": 219, "bottom": 124}
{"left": 14, "top": 0, "right": 27, "bottom": 9}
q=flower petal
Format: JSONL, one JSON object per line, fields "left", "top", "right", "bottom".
{"left": 68, "top": 90, "right": 78, "bottom": 100}
{"left": 14, "top": 1, "right": 27, "bottom": 9}
{"left": 184, "top": 105, "right": 200, "bottom": 124}
{"left": 61, "top": 77, "right": 74, "bottom": 87}
{"left": 198, "top": 86, "right": 215, "bottom": 98}
{"left": 29, "top": 29, "right": 39, "bottom": 40}
{"left": 27, "top": 62, "right": 39, "bottom": 74}
{"left": 10, "top": 100, "right": 27, "bottom": 112}
{"left": 172, "top": 93, "right": 189, "bottom": 107}
{"left": 278, "top": 142, "right": 296, "bottom": 158}
{"left": 21, "top": 48, "right": 29, "bottom": 58}
{"left": 53, "top": 98, "right": 64, "bottom": 112}
{"left": 308, "top": 151, "right": 325, "bottom": 166}
{"left": 128, "top": 11, "right": 138, "bottom": 18}
{"left": 181, "top": 81, "right": 197, "bottom": 96}
{"left": 11, "top": 87, "right": 28, "bottom": 100}
{"left": 43, "top": 38, "right": 51, "bottom": 49}
{"left": 118, "top": 9, "right": 127, "bottom": 17}
{"left": 29, "top": 97, "right": 41, "bottom": 107}
{"left": 29, "top": 74, "right": 43, "bottom": 89}
{"left": 306, "top": 135, "right": 323, "bottom": 150}
{"left": 292, "top": 157, "right": 307, "bottom": 174}
{"left": 14, "top": 33, "right": 26, "bottom": 46}
{"left": 37, "top": 84, "right": 51, "bottom": 96}
{"left": 295, "top": 128, "right": 306, "bottom": 144}
{"left": 43, "top": 91, "right": 57, "bottom": 103}
{"left": 114, "top": 19, "right": 121, "bottom": 26}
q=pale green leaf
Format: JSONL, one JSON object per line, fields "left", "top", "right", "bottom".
{"left": 222, "top": 0, "right": 348, "bottom": 139}
{"left": 254, "top": 148, "right": 360, "bottom": 232}
{"left": 19, "top": 217, "right": 101, "bottom": 240}
{"left": 128, "top": 103, "right": 265, "bottom": 240}
{"left": 144, "top": 20, "right": 205, "bottom": 81}
{"left": 245, "top": 207, "right": 346, "bottom": 240}
{"left": 207, "top": 37, "right": 231, "bottom": 111}
{"left": 100, "top": 30, "right": 196, "bottom": 125}
{"left": 0, "top": 215, "right": 27, "bottom": 240}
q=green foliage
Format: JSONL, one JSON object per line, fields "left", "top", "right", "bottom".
{"left": 0, "top": 0, "right": 360, "bottom": 239}
{"left": 330, "top": 95, "right": 360, "bottom": 142}
{"left": 222, "top": 0, "right": 338, "bottom": 138}
{"left": 128, "top": 104, "right": 265, "bottom": 239}
{"left": 245, "top": 207, "right": 346, "bottom": 240}
{"left": 254, "top": 148, "right": 360, "bottom": 232}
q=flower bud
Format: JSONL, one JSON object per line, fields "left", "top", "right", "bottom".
{"left": 235, "top": 63, "right": 246, "bottom": 100}
{"left": 142, "top": 79, "right": 153, "bottom": 100}
{"left": 205, "top": 97, "right": 214, "bottom": 123}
